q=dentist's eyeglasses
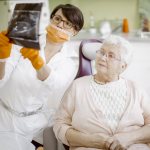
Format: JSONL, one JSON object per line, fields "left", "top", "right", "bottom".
{"left": 51, "top": 15, "right": 74, "bottom": 29}
{"left": 96, "top": 50, "right": 121, "bottom": 62}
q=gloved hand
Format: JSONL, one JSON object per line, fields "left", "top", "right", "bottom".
{"left": 0, "top": 31, "right": 12, "bottom": 59}
{"left": 20, "top": 48, "right": 44, "bottom": 70}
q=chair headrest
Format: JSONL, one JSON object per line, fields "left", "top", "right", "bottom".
{"left": 82, "top": 42, "right": 102, "bottom": 60}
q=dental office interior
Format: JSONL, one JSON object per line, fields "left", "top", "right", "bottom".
{"left": 0, "top": 0, "right": 150, "bottom": 150}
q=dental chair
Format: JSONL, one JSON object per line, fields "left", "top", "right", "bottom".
{"left": 43, "top": 39, "right": 102, "bottom": 150}
{"left": 75, "top": 39, "right": 102, "bottom": 79}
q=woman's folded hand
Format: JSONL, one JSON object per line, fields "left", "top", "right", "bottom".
{"left": 91, "top": 133, "right": 113, "bottom": 149}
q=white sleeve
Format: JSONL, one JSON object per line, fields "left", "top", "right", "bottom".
{"left": 41, "top": 56, "right": 78, "bottom": 97}
{"left": 41, "top": 42, "right": 79, "bottom": 90}
{"left": 53, "top": 82, "right": 76, "bottom": 145}
{"left": 45, "top": 59, "right": 76, "bottom": 85}
{"left": 0, "top": 45, "right": 21, "bottom": 88}
{"left": 140, "top": 89, "right": 150, "bottom": 124}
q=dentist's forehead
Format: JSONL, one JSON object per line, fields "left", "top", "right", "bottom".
{"left": 54, "top": 9, "right": 68, "bottom": 20}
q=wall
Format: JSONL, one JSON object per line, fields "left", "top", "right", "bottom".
{"left": 49, "top": 0, "right": 139, "bottom": 31}
{"left": 49, "top": 0, "right": 69, "bottom": 10}
{"left": 0, "top": 0, "right": 144, "bottom": 31}
{"left": 139, "top": 0, "right": 150, "bottom": 18}
{"left": 122, "top": 41, "right": 150, "bottom": 96}
{"left": 0, "top": 0, "right": 50, "bottom": 31}
{"left": 0, "top": 1, "right": 9, "bottom": 30}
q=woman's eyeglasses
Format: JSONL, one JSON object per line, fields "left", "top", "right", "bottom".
{"left": 51, "top": 15, "right": 74, "bottom": 29}
{"left": 96, "top": 50, "right": 121, "bottom": 62}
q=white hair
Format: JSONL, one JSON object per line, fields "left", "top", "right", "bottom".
{"left": 102, "top": 35, "right": 133, "bottom": 65}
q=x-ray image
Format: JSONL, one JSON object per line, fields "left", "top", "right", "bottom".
{"left": 7, "top": 3, "right": 43, "bottom": 49}
{"left": 10, "top": 11, "right": 39, "bottom": 40}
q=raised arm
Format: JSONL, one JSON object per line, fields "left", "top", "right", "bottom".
{"left": 0, "top": 31, "right": 21, "bottom": 88}
{"left": 0, "top": 31, "right": 12, "bottom": 79}
{"left": 0, "top": 62, "right": 5, "bottom": 80}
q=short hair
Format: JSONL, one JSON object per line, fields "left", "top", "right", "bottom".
{"left": 102, "top": 35, "right": 133, "bottom": 65}
{"left": 50, "top": 4, "right": 84, "bottom": 31}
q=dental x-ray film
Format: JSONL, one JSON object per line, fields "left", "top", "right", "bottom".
{"left": 7, "top": 3, "right": 43, "bottom": 49}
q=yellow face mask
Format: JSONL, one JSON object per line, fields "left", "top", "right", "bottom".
{"left": 46, "top": 24, "right": 72, "bottom": 43}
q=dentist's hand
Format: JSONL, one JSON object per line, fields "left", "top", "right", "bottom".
{"left": 20, "top": 48, "right": 44, "bottom": 70}
{"left": 0, "top": 31, "right": 12, "bottom": 59}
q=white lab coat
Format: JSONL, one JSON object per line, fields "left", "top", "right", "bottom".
{"left": 0, "top": 35, "right": 79, "bottom": 148}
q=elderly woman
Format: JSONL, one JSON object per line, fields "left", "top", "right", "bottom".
{"left": 53, "top": 35, "right": 150, "bottom": 150}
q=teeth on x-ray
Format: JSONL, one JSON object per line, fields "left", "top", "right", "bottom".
{"left": 7, "top": 3, "right": 43, "bottom": 49}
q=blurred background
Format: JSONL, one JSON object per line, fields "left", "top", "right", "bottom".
{"left": 0, "top": 2, "right": 150, "bottom": 149}
{"left": 0, "top": 0, "right": 150, "bottom": 35}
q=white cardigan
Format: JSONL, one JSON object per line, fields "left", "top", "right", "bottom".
{"left": 54, "top": 76, "right": 150, "bottom": 150}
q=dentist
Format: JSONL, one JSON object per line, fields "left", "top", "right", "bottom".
{"left": 0, "top": 4, "right": 84, "bottom": 150}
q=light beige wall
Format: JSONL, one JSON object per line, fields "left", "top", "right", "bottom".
{"left": 49, "top": 0, "right": 70, "bottom": 10}
{"left": 0, "top": 1, "right": 9, "bottom": 30}
{"left": 49, "top": 0, "right": 140, "bottom": 31}
{"left": 0, "top": 0, "right": 140, "bottom": 31}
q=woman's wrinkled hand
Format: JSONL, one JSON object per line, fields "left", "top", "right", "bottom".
{"left": 91, "top": 133, "right": 113, "bottom": 149}
{"left": 108, "top": 139, "right": 128, "bottom": 150}
{"left": 108, "top": 132, "right": 132, "bottom": 150}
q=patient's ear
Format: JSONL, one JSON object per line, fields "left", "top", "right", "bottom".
{"left": 121, "top": 62, "right": 127, "bottom": 73}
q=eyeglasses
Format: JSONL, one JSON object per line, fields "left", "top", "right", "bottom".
{"left": 51, "top": 15, "right": 74, "bottom": 29}
{"left": 96, "top": 50, "right": 121, "bottom": 61}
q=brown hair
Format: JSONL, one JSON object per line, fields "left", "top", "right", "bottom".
{"left": 50, "top": 4, "right": 84, "bottom": 31}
